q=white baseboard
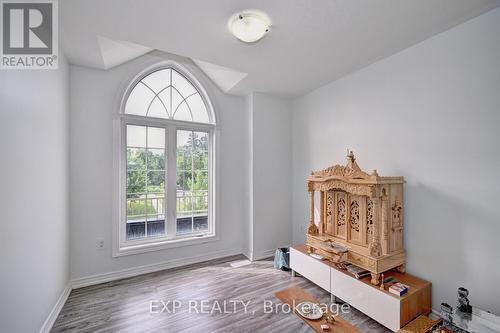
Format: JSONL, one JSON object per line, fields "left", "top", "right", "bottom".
{"left": 39, "top": 248, "right": 243, "bottom": 332}
{"left": 39, "top": 283, "right": 72, "bottom": 333}
{"left": 71, "top": 247, "right": 243, "bottom": 289}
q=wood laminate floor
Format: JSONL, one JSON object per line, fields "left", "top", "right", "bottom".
{"left": 52, "top": 255, "right": 391, "bottom": 333}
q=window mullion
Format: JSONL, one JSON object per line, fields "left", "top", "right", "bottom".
{"left": 191, "top": 130, "right": 195, "bottom": 232}
{"left": 121, "top": 121, "right": 128, "bottom": 244}
{"left": 145, "top": 127, "right": 149, "bottom": 238}
{"left": 166, "top": 125, "right": 177, "bottom": 237}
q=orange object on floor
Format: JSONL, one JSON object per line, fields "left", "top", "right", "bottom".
{"left": 275, "top": 287, "right": 360, "bottom": 333}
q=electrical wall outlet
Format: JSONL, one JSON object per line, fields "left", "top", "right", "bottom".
{"left": 96, "top": 238, "right": 105, "bottom": 250}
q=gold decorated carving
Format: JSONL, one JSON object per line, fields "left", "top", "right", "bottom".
{"left": 348, "top": 252, "right": 377, "bottom": 270}
{"left": 326, "top": 191, "right": 334, "bottom": 233}
{"left": 392, "top": 200, "right": 403, "bottom": 230}
{"left": 312, "top": 151, "right": 370, "bottom": 180}
{"left": 369, "top": 240, "right": 382, "bottom": 257}
{"left": 366, "top": 199, "right": 374, "bottom": 240}
{"left": 350, "top": 200, "right": 360, "bottom": 232}
{"left": 308, "top": 223, "right": 319, "bottom": 235}
{"left": 305, "top": 152, "right": 405, "bottom": 285}
{"left": 337, "top": 197, "right": 346, "bottom": 227}
{"left": 308, "top": 190, "right": 318, "bottom": 236}
{"left": 314, "top": 180, "right": 374, "bottom": 197}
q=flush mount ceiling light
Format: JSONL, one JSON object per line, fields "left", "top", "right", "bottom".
{"left": 228, "top": 10, "right": 271, "bottom": 43}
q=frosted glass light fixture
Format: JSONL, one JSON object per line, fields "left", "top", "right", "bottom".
{"left": 228, "top": 11, "right": 271, "bottom": 43}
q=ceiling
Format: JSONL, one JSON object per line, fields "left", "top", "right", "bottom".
{"left": 60, "top": 0, "right": 500, "bottom": 97}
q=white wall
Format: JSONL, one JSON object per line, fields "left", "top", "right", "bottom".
{"left": 292, "top": 7, "right": 500, "bottom": 315}
{"left": 243, "top": 94, "right": 254, "bottom": 259}
{"left": 69, "top": 52, "right": 248, "bottom": 280}
{"left": 248, "top": 93, "right": 292, "bottom": 259}
{"left": 0, "top": 55, "right": 70, "bottom": 333}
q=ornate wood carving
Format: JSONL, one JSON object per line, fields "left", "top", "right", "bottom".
{"left": 313, "top": 180, "right": 375, "bottom": 197}
{"left": 392, "top": 200, "right": 403, "bottom": 230}
{"left": 369, "top": 197, "right": 382, "bottom": 257}
{"left": 305, "top": 152, "right": 405, "bottom": 285}
{"left": 312, "top": 151, "right": 370, "bottom": 180}
{"left": 320, "top": 191, "right": 325, "bottom": 233}
{"left": 326, "top": 191, "right": 334, "bottom": 234}
{"left": 390, "top": 200, "right": 404, "bottom": 252}
{"left": 350, "top": 200, "right": 360, "bottom": 232}
{"left": 337, "top": 197, "right": 346, "bottom": 227}
{"left": 335, "top": 192, "right": 347, "bottom": 238}
{"left": 308, "top": 190, "right": 318, "bottom": 236}
{"left": 366, "top": 199, "right": 374, "bottom": 241}
{"left": 381, "top": 193, "right": 389, "bottom": 255}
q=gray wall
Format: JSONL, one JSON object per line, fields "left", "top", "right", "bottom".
{"left": 69, "top": 53, "right": 248, "bottom": 279}
{"left": 292, "top": 7, "right": 500, "bottom": 314}
{"left": 247, "top": 93, "right": 292, "bottom": 259}
{"left": 0, "top": 55, "right": 70, "bottom": 332}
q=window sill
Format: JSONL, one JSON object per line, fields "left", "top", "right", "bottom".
{"left": 113, "top": 233, "right": 218, "bottom": 257}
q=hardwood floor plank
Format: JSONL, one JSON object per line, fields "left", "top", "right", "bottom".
{"left": 52, "top": 255, "right": 391, "bottom": 332}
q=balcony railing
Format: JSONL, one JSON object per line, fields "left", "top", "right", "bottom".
{"left": 126, "top": 191, "right": 208, "bottom": 240}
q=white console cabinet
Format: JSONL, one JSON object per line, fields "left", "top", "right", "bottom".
{"left": 290, "top": 245, "right": 431, "bottom": 332}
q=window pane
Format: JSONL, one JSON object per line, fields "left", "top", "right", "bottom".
{"left": 127, "top": 199, "right": 146, "bottom": 220}
{"left": 141, "top": 68, "right": 171, "bottom": 94}
{"left": 127, "top": 125, "right": 146, "bottom": 148}
{"left": 127, "top": 171, "right": 146, "bottom": 195}
{"left": 186, "top": 93, "right": 209, "bottom": 123}
{"left": 127, "top": 148, "right": 146, "bottom": 171}
{"left": 158, "top": 88, "right": 172, "bottom": 118}
{"left": 147, "top": 127, "right": 165, "bottom": 149}
{"left": 147, "top": 97, "right": 168, "bottom": 119}
{"left": 194, "top": 216, "right": 208, "bottom": 232}
{"left": 176, "top": 130, "right": 209, "bottom": 235}
{"left": 176, "top": 171, "right": 192, "bottom": 191}
{"left": 124, "top": 68, "right": 212, "bottom": 124}
{"left": 194, "top": 131, "right": 209, "bottom": 151}
{"left": 177, "top": 217, "right": 193, "bottom": 235}
{"left": 127, "top": 221, "right": 145, "bottom": 240}
{"left": 193, "top": 191, "right": 208, "bottom": 214}
{"left": 147, "top": 171, "right": 165, "bottom": 193}
{"left": 193, "top": 171, "right": 208, "bottom": 191}
{"left": 171, "top": 88, "right": 184, "bottom": 117}
{"left": 173, "top": 101, "right": 192, "bottom": 122}
{"left": 126, "top": 125, "right": 167, "bottom": 240}
{"left": 147, "top": 220, "right": 165, "bottom": 238}
{"left": 193, "top": 153, "right": 208, "bottom": 171}
{"left": 177, "top": 149, "right": 190, "bottom": 171}
{"left": 124, "top": 83, "right": 155, "bottom": 116}
{"left": 172, "top": 70, "right": 197, "bottom": 97}
{"left": 147, "top": 149, "right": 165, "bottom": 171}
{"left": 176, "top": 195, "right": 192, "bottom": 217}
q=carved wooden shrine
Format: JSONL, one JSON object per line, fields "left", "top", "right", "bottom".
{"left": 306, "top": 151, "right": 406, "bottom": 285}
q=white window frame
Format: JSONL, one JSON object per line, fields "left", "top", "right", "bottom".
{"left": 113, "top": 62, "right": 218, "bottom": 257}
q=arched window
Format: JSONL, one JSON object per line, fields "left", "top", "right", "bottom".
{"left": 116, "top": 64, "right": 216, "bottom": 255}
{"left": 124, "top": 68, "right": 214, "bottom": 124}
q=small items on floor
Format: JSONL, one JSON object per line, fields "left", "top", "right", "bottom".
{"left": 273, "top": 247, "right": 291, "bottom": 271}
{"left": 321, "top": 324, "right": 331, "bottom": 331}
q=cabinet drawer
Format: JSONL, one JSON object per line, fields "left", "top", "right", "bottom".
{"left": 290, "top": 247, "right": 330, "bottom": 292}
{"left": 331, "top": 268, "right": 400, "bottom": 331}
